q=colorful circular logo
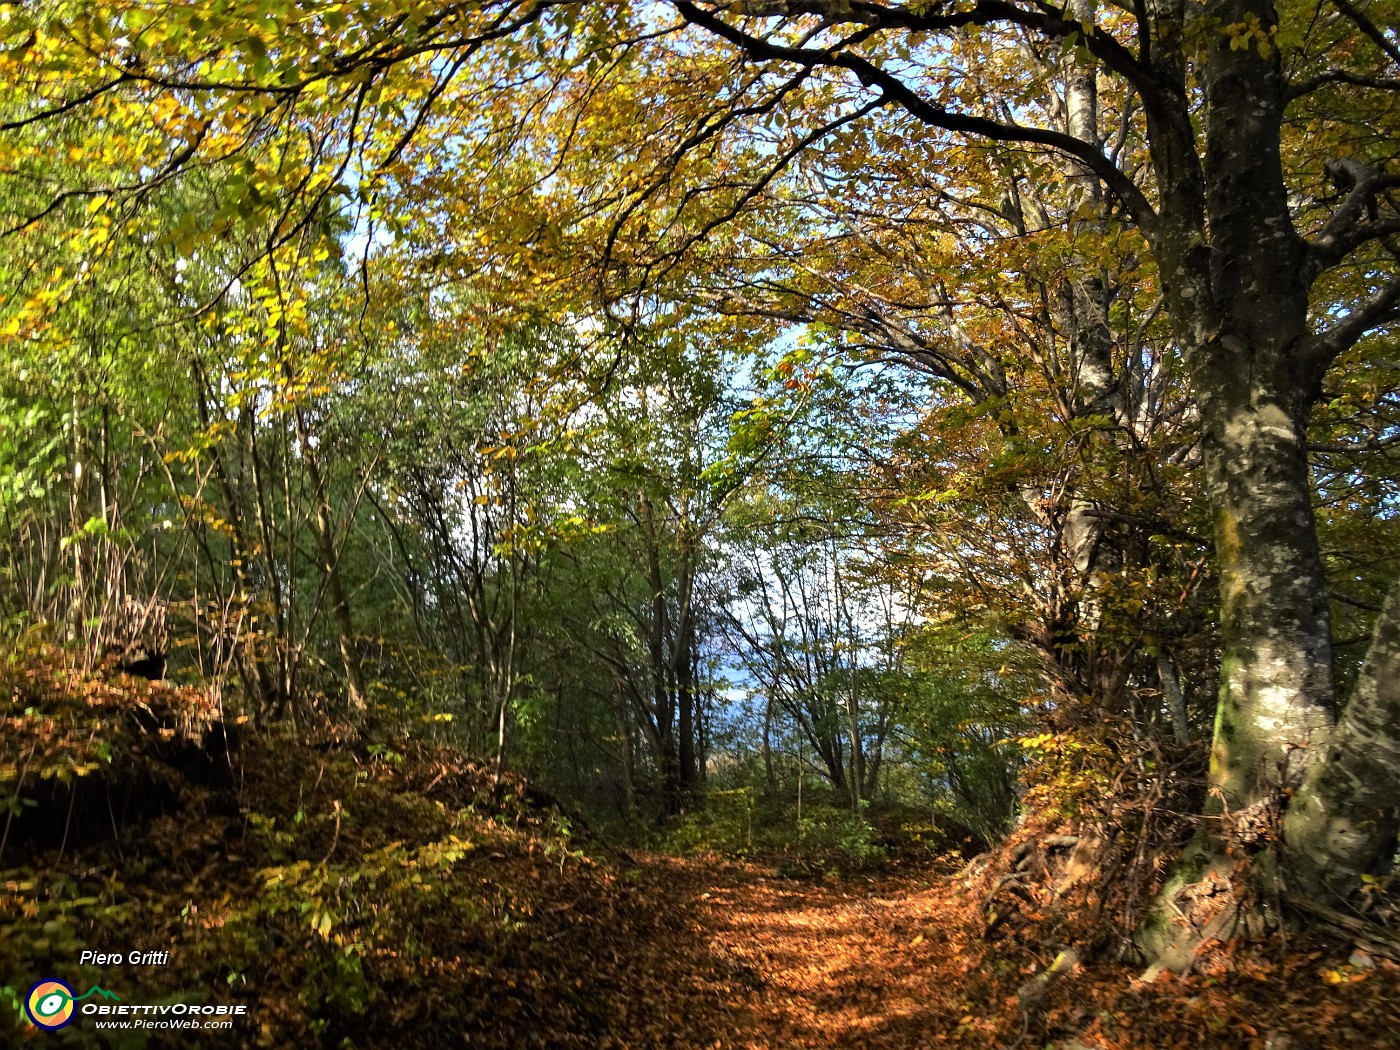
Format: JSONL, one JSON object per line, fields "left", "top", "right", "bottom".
{"left": 24, "top": 979, "right": 76, "bottom": 1030}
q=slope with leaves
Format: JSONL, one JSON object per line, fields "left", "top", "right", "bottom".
{"left": 0, "top": 644, "right": 749, "bottom": 1047}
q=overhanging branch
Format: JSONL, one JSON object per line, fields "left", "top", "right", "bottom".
{"left": 674, "top": 1, "right": 1160, "bottom": 242}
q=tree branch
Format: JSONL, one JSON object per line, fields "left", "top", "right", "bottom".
{"left": 1307, "top": 275, "right": 1400, "bottom": 371}
{"left": 724, "top": 0, "right": 1159, "bottom": 96}
{"left": 1329, "top": 0, "right": 1400, "bottom": 68}
{"left": 674, "top": 2, "right": 1160, "bottom": 241}
{"left": 1306, "top": 158, "right": 1400, "bottom": 276}
{"left": 1287, "top": 67, "right": 1400, "bottom": 101}
{"left": 0, "top": 73, "right": 138, "bottom": 132}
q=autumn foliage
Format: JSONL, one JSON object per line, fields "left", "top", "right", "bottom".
{"left": 4, "top": 0, "right": 1400, "bottom": 1044}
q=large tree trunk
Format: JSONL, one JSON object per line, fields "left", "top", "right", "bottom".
{"left": 1137, "top": 368, "right": 1338, "bottom": 963}
{"left": 1136, "top": 0, "right": 1340, "bottom": 961}
{"left": 1190, "top": 1, "right": 1335, "bottom": 807}
{"left": 1195, "top": 366, "right": 1334, "bottom": 816}
{"left": 1146, "top": 0, "right": 1335, "bottom": 824}
{"left": 1284, "top": 576, "right": 1400, "bottom": 901}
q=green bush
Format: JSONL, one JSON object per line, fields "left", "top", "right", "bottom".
{"left": 660, "top": 790, "right": 899, "bottom": 872}
{"left": 660, "top": 788, "right": 755, "bottom": 855}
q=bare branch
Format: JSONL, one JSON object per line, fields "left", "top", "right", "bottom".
{"left": 1306, "top": 158, "right": 1400, "bottom": 277}
{"left": 1307, "top": 275, "right": 1400, "bottom": 370}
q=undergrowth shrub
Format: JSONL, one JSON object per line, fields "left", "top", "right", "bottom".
{"left": 661, "top": 787, "right": 755, "bottom": 856}
{"left": 660, "top": 789, "right": 931, "bottom": 874}
{"left": 974, "top": 719, "right": 1209, "bottom": 960}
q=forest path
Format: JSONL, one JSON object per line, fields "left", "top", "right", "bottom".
{"left": 638, "top": 854, "right": 994, "bottom": 1049}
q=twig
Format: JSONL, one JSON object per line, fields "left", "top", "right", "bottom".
{"left": 318, "top": 799, "right": 342, "bottom": 868}
{"left": 1282, "top": 892, "right": 1400, "bottom": 961}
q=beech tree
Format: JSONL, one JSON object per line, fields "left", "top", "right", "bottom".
{"left": 622, "top": 0, "right": 1400, "bottom": 906}
{"left": 463, "top": 0, "right": 1397, "bottom": 915}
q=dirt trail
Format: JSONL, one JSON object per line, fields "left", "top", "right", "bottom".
{"left": 640, "top": 855, "right": 993, "bottom": 1050}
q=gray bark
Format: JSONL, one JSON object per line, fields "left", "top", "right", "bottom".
{"left": 1144, "top": 0, "right": 1336, "bottom": 817}
{"left": 1196, "top": 371, "right": 1334, "bottom": 810}
{"left": 1156, "top": 649, "right": 1190, "bottom": 746}
{"left": 1285, "top": 575, "right": 1400, "bottom": 901}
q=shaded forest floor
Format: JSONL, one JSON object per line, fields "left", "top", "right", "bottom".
{"left": 626, "top": 853, "right": 1400, "bottom": 1050}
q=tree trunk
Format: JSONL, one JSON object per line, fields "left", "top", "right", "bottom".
{"left": 678, "top": 616, "right": 698, "bottom": 804}
{"left": 1028, "top": 0, "right": 1138, "bottom": 719}
{"left": 293, "top": 399, "right": 367, "bottom": 716}
{"left": 1135, "top": 0, "right": 1343, "bottom": 960}
{"left": 611, "top": 680, "right": 639, "bottom": 825}
{"left": 761, "top": 693, "right": 775, "bottom": 792}
{"left": 1284, "top": 575, "right": 1400, "bottom": 901}
{"left": 1137, "top": 365, "right": 1337, "bottom": 966}
{"left": 1142, "top": 0, "right": 1334, "bottom": 822}
{"left": 1194, "top": 351, "right": 1334, "bottom": 817}
{"left": 1156, "top": 649, "right": 1190, "bottom": 746}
